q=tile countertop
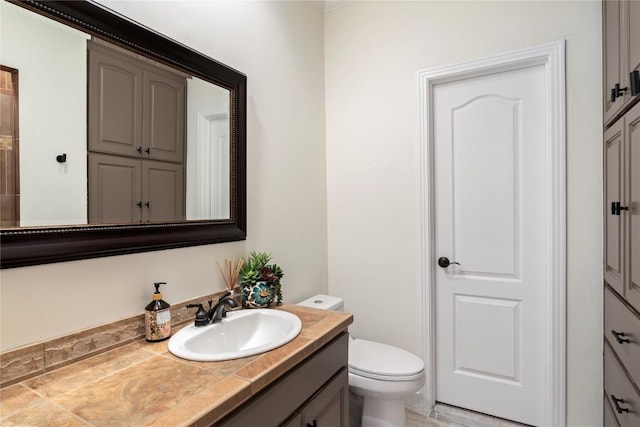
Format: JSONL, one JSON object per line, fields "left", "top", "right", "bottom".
{"left": 0, "top": 305, "right": 353, "bottom": 427}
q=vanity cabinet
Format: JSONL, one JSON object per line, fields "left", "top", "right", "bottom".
{"left": 89, "top": 153, "right": 184, "bottom": 223}
{"left": 88, "top": 41, "right": 186, "bottom": 164}
{"left": 603, "top": 0, "right": 640, "bottom": 126}
{"left": 218, "top": 333, "right": 349, "bottom": 427}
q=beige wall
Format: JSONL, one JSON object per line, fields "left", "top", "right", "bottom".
{"left": 0, "top": 1, "right": 328, "bottom": 351}
{"left": 325, "top": 1, "right": 602, "bottom": 425}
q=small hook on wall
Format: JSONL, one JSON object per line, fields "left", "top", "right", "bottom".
{"left": 56, "top": 153, "right": 67, "bottom": 163}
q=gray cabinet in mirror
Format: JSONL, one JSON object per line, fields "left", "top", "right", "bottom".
{"left": 0, "top": 0, "right": 246, "bottom": 268}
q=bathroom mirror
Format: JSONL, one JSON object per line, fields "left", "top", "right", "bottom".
{"left": 0, "top": 0, "right": 246, "bottom": 268}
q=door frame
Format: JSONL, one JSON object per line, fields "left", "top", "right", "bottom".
{"left": 418, "top": 40, "right": 566, "bottom": 426}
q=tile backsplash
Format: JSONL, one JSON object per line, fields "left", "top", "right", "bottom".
{"left": 0, "top": 289, "right": 235, "bottom": 388}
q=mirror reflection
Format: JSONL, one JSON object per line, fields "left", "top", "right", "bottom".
{"left": 0, "top": 1, "right": 231, "bottom": 228}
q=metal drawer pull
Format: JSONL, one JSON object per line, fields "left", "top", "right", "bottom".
{"left": 611, "top": 395, "right": 630, "bottom": 414}
{"left": 611, "top": 330, "right": 631, "bottom": 344}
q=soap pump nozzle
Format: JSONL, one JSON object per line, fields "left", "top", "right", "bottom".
{"left": 153, "top": 282, "right": 167, "bottom": 300}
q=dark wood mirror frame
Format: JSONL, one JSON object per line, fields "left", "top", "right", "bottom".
{"left": 0, "top": 0, "right": 246, "bottom": 269}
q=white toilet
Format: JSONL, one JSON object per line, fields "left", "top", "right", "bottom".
{"left": 298, "top": 295, "right": 425, "bottom": 427}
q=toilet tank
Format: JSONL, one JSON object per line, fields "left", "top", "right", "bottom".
{"left": 297, "top": 294, "right": 344, "bottom": 311}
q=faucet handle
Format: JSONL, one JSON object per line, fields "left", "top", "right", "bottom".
{"left": 186, "top": 303, "right": 209, "bottom": 327}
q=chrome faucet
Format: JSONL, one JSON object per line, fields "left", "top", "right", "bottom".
{"left": 187, "top": 292, "right": 238, "bottom": 327}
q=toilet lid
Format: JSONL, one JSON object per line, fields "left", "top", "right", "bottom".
{"left": 349, "top": 338, "right": 424, "bottom": 381}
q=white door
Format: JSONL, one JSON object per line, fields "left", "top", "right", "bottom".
{"left": 434, "top": 64, "right": 546, "bottom": 426}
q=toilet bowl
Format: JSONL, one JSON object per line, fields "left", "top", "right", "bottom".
{"left": 297, "top": 295, "right": 425, "bottom": 427}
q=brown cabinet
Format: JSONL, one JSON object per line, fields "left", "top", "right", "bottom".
{"left": 604, "top": 0, "right": 640, "bottom": 126}
{"left": 88, "top": 42, "right": 185, "bottom": 163}
{"left": 89, "top": 153, "right": 184, "bottom": 224}
{"left": 88, "top": 42, "right": 186, "bottom": 224}
{"left": 603, "top": 4, "right": 640, "bottom": 425}
{"left": 299, "top": 369, "right": 349, "bottom": 427}
{"left": 218, "top": 333, "right": 349, "bottom": 427}
{"left": 604, "top": 103, "right": 640, "bottom": 312}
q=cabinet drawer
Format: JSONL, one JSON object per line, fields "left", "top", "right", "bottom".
{"left": 604, "top": 342, "right": 640, "bottom": 427}
{"left": 605, "top": 286, "right": 640, "bottom": 386}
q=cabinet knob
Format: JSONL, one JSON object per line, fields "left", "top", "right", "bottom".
{"left": 145, "top": 148, "right": 150, "bottom": 155}
{"left": 145, "top": 201, "right": 150, "bottom": 208}
{"left": 136, "top": 201, "right": 143, "bottom": 209}
{"left": 306, "top": 421, "right": 318, "bottom": 427}
{"left": 137, "top": 146, "right": 142, "bottom": 154}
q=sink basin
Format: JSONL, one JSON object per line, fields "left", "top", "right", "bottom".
{"left": 168, "top": 309, "right": 302, "bottom": 361}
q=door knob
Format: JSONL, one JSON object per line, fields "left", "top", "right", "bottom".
{"left": 438, "top": 257, "right": 460, "bottom": 268}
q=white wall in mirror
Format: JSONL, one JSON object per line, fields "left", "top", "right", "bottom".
{"left": 186, "top": 77, "right": 230, "bottom": 220}
{"left": 1, "top": 1, "right": 89, "bottom": 226}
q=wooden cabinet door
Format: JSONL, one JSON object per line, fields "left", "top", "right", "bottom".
{"left": 142, "top": 160, "right": 184, "bottom": 223}
{"left": 143, "top": 69, "right": 185, "bottom": 163}
{"left": 624, "top": 103, "right": 640, "bottom": 311}
{"left": 623, "top": 0, "right": 640, "bottom": 103}
{"left": 605, "top": 120, "right": 625, "bottom": 294}
{"left": 88, "top": 43, "right": 143, "bottom": 158}
{"left": 300, "top": 369, "right": 349, "bottom": 427}
{"left": 604, "top": 0, "right": 624, "bottom": 124}
{"left": 89, "top": 153, "right": 142, "bottom": 224}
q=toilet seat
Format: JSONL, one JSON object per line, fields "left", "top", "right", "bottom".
{"left": 349, "top": 338, "right": 424, "bottom": 381}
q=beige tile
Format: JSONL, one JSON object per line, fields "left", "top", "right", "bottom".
{"left": 168, "top": 353, "right": 261, "bottom": 378}
{"left": 26, "top": 345, "right": 154, "bottom": 398}
{"left": 0, "top": 344, "right": 45, "bottom": 387}
{"left": 234, "top": 335, "right": 316, "bottom": 393}
{"left": 52, "top": 355, "right": 223, "bottom": 426}
{"left": 158, "top": 375, "right": 253, "bottom": 427}
{"left": 1, "top": 399, "right": 90, "bottom": 426}
{"left": 0, "top": 384, "right": 46, "bottom": 419}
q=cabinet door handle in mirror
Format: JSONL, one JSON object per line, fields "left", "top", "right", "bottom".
{"left": 306, "top": 421, "right": 318, "bottom": 427}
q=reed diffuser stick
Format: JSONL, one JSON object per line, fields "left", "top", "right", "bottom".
{"left": 216, "top": 261, "right": 230, "bottom": 289}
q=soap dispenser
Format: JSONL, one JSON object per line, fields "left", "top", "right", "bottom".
{"left": 145, "top": 282, "right": 171, "bottom": 342}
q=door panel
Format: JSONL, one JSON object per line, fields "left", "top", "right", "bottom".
{"left": 142, "top": 160, "right": 184, "bottom": 223}
{"left": 605, "top": 121, "right": 625, "bottom": 294}
{"left": 626, "top": 103, "right": 640, "bottom": 311}
{"left": 434, "top": 64, "right": 546, "bottom": 426}
{"left": 88, "top": 43, "right": 142, "bottom": 157}
{"left": 89, "top": 153, "right": 141, "bottom": 224}
{"left": 143, "top": 69, "right": 185, "bottom": 163}
{"left": 625, "top": 0, "right": 640, "bottom": 95}
{"left": 604, "top": 0, "right": 623, "bottom": 123}
{"left": 452, "top": 96, "right": 519, "bottom": 277}
{"left": 453, "top": 295, "right": 520, "bottom": 381}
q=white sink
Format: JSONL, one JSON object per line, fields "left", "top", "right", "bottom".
{"left": 168, "top": 309, "right": 302, "bottom": 361}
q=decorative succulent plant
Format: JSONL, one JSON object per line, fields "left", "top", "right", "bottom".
{"left": 240, "top": 251, "right": 284, "bottom": 304}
